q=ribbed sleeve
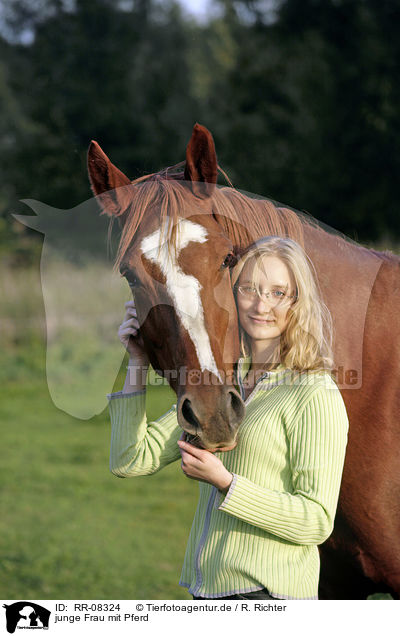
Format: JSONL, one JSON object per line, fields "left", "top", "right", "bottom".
{"left": 218, "top": 386, "right": 348, "bottom": 545}
{"left": 108, "top": 390, "right": 181, "bottom": 477}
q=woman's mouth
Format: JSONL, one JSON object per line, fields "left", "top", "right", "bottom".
{"left": 249, "top": 315, "right": 275, "bottom": 324}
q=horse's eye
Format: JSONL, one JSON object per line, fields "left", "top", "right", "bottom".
{"left": 221, "top": 252, "right": 237, "bottom": 270}
{"left": 122, "top": 270, "right": 140, "bottom": 289}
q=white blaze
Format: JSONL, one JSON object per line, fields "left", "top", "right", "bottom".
{"left": 140, "top": 217, "right": 222, "bottom": 381}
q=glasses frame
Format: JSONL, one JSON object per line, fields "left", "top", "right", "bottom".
{"left": 236, "top": 284, "right": 297, "bottom": 307}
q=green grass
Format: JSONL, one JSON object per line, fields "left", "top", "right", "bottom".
{"left": 0, "top": 364, "right": 196, "bottom": 599}
{"left": 367, "top": 594, "right": 394, "bottom": 600}
{"left": 0, "top": 260, "right": 198, "bottom": 599}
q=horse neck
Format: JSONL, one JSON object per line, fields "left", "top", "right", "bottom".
{"left": 302, "top": 222, "right": 385, "bottom": 288}
{"left": 304, "top": 223, "right": 388, "bottom": 379}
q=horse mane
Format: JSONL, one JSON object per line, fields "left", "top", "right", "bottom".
{"left": 368, "top": 248, "right": 400, "bottom": 264}
{"left": 110, "top": 164, "right": 400, "bottom": 273}
{"left": 212, "top": 187, "right": 305, "bottom": 253}
{"left": 112, "top": 163, "right": 307, "bottom": 271}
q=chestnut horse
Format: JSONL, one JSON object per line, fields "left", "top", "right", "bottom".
{"left": 88, "top": 123, "right": 400, "bottom": 600}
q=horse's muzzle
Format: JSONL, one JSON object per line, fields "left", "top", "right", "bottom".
{"left": 177, "top": 385, "right": 245, "bottom": 450}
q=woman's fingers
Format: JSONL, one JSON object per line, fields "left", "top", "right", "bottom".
{"left": 119, "top": 301, "right": 148, "bottom": 360}
{"left": 178, "top": 440, "right": 233, "bottom": 491}
{"left": 124, "top": 300, "right": 137, "bottom": 316}
{"left": 124, "top": 303, "right": 137, "bottom": 314}
{"left": 178, "top": 440, "right": 206, "bottom": 460}
{"left": 120, "top": 317, "right": 139, "bottom": 329}
{"left": 123, "top": 308, "right": 137, "bottom": 321}
{"left": 119, "top": 320, "right": 139, "bottom": 333}
{"left": 119, "top": 329, "right": 138, "bottom": 340}
{"left": 179, "top": 448, "right": 201, "bottom": 465}
{"left": 179, "top": 450, "right": 202, "bottom": 478}
{"left": 118, "top": 315, "right": 141, "bottom": 345}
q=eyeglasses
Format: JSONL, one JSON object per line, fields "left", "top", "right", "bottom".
{"left": 237, "top": 285, "right": 297, "bottom": 307}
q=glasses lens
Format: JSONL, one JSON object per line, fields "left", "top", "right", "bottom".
{"left": 238, "top": 286, "right": 294, "bottom": 306}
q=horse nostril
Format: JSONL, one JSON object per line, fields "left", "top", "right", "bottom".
{"left": 228, "top": 389, "right": 245, "bottom": 425}
{"left": 181, "top": 398, "right": 201, "bottom": 429}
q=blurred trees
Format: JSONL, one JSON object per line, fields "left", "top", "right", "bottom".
{"left": 210, "top": 0, "right": 400, "bottom": 238}
{"left": 1, "top": 0, "right": 400, "bottom": 263}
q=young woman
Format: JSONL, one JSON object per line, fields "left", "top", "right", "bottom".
{"left": 108, "top": 236, "right": 348, "bottom": 600}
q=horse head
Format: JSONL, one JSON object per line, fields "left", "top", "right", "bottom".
{"left": 88, "top": 123, "right": 245, "bottom": 450}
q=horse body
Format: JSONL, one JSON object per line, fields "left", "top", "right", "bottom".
{"left": 303, "top": 221, "right": 400, "bottom": 598}
{"left": 325, "top": 256, "right": 400, "bottom": 598}
{"left": 88, "top": 123, "right": 400, "bottom": 599}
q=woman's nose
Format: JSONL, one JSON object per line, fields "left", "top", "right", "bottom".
{"left": 254, "top": 294, "right": 274, "bottom": 311}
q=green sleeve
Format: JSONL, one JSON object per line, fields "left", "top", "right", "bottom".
{"left": 108, "top": 390, "right": 182, "bottom": 478}
{"left": 218, "top": 386, "right": 349, "bottom": 545}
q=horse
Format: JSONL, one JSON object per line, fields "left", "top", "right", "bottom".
{"left": 87, "top": 123, "right": 400, "bottom": 600}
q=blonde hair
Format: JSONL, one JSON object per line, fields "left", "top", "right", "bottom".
{"left": 231, "top": 237, "right": 334, "bottom": 372}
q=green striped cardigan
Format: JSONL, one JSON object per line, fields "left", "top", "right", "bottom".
{"left": 108, "top": 362, "right": 348, "bottom": 599}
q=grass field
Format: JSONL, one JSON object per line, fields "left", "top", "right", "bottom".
{"left": 0, "top": 260, "right": 197, "bottom": 599}
{"left": 0, "top": 368, "right": 197, "bottom": 599}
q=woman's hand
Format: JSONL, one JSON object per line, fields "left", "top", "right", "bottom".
{"left": 118, "top": 300, "right": 149, "bottom": 364}
{"left": 178, "top": 436, "right": 233, "bottom": 493}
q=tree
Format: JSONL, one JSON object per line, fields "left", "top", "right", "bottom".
{"left": 214, "top": 0, "right": 400, "bottom": 240}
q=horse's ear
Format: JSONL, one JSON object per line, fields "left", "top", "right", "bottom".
{"left": 87, "top": 141, "right": 132, "bottom": 222}
{"left": 184, "top": 123, "right": 218, "bottom": 198}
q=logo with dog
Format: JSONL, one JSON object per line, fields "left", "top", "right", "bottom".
{"left": 2, "top": 602, "right": 51, "bottom": 633}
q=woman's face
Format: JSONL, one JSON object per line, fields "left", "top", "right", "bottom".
{"left": 236, "top": 255, "right": 296, "bottom": 347}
